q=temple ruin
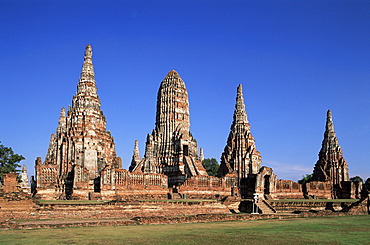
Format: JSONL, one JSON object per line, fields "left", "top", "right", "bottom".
{"left": 129, "top": 70, "right": 207, "bottom": 186}
{"left": 33, "top": 45, "right": 361, "bottom": 201}
{"left": 218, "top": 84, "right": 267, "bottom": 198}
{"left": 35, "top": 45, "right": 122, "bottom": 199}
{"left": 307, "top": 110, "right": 359, "bottom": 199}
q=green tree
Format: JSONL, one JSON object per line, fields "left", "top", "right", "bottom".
{"left": 298, "top": 174, "right": 313, "bottom": 185}
{"left": 350, "top": 176, "right": 363, "bottom": 183}
{"left": 0, "top": 142, "right": 25, "bottom": 183}
{"left": 202, "top": 158, "right": 220, "bottom": 176}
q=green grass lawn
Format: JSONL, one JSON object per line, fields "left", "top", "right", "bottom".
{"left": 1, "top": 215, "right": 369, "bottom": 244}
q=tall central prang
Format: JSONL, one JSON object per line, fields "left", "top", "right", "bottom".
{"left": 130, "top": 70, "right": 207, "bottom": 185}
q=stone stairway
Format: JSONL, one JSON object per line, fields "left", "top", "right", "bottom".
{"left": 184, "top": 156, "right": 198, "bottom": 176}
{"left": 257, "top": 200, "right": 277, "bottom": 214}
{"left": 264, "top": 194, "right": 273, "bottom": 200}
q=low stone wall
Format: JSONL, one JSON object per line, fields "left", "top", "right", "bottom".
{"left": 1, "top": 187, "right": 368, "bottom": 229}
{"left": 270, "top": 192, "right": 304, "bottom": 200}
{"left": 177, "top": 190, "right": 231, "bottom": 200}
{"left": 271, "top": 180, "right": 303, "bottom": 199}
{"left": 304, "top": 181, "right": 332, "bottom": 199}
{"left": 2, "top": 173, "right": 19, "bottom": 193}
{"left": 132, "top": 211, "right": 353, "bottom": 225}
{"left": 269, "top": 201, "right": 353, "bottom": 213}
{"left": 0, "top": 219, "right": 137, "bottom": 230}
{"left": 1, "top": 211, "right": 359, "bottom": 230}
{"left": 0, "top": 199, "right": 232, "bottom": 221}
{"left": 0, "top": 191, "right": 37, "bottom": 212}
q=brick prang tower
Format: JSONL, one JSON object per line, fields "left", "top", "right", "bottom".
{"left": 130, "top": 70, "right": 207, "bottom": 186}
{"left": 218, "top": 84, "right": 262, "bottom": 180}
{"left": 312, "top": 110, "right": 349, "bottom": 197}
{"left": 39, "top": 45, "right": 121, "bottom": 198}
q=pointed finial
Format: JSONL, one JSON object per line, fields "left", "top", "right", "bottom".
{"left": 57, "top": 107, "right": 66, "bottom": 132}
{"left": 133, "top": 140, "right": 140, "bottom": 161}
{"left": 129, "top": 140, "right": 141, "bottom": 172}
{"left": 237, "top": 84, "right": 243, "bottom": 95}
{"left": 81, "top": 44, "right": 95, "bottom": 80}
{"left": 134, "top": 140, "right": 140, "bottom": 154}
{"left": 199, "top": 147, "right": 204, "bottom": 161}
{"left": 325, "top": 109, "right": 335, "bottom": 133}
{"left": 168, "top": 70, "right": 178, "bottom": 76}
{"left": 327, "top": 110, "right": 332, "bottom": 120}
{"left": 60, "top": 107, "right": 66, "bottom": 117}
{"left": 84, "top": 44, "right": 92, "bottom": 59}
{"left": 233, "top": 84, "right": 248, "bottom": 123}
{"left": 165, "top": 70, "right": 180, "bottom": 79}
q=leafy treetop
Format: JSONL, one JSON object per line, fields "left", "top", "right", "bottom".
{"left": 0, "top": 142, "right": 25, "bottom": 183}
{"left": 350, "top": 176, "right": 363, "bottom": 183}
{"left": 202, "top": 158, "right": 220, "bottom": 177}
{"left": 298, "top": 174, "right": 313, "bottom": 185}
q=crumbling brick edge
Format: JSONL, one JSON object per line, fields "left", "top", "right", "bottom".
{"left": 0, "top": 211, "right": 364, "bottom": 230}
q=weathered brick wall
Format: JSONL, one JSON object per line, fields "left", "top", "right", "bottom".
{"left": 0, "top": 198, "right": 231, "bottom": 220}
{"left": 305, "top": 181, "right": 332, "bottom": 199}
{"left": 36, "top": 168, "right": 170, "bottom": 200}
{"left": 271, "top": 179, "right": 303, "bottom": 199}
{"left": 269, "top": 201, "right": 353, "bottom": 212}
{"left": 131, "top": 212, "right": 352, "bottom": 225}
{"left": 341, "top": 181, "right": 362, "bottom": 199}
{"left": 35, "top": 158, "right": 58, "bottom": 189}
{"left": 2, "top": 212, "right": 360, "bottom": 230}
{"left": 3, "top": 172, "right": 19, "bottom": 192}
{"left": 178, "top": 175, "right": 234, "bottom": 199}
{"left": 1, "top": 190, "right": 368, "bottom": 228}
{"left": 0, "top": 191, "right": 37, "bottom": 220}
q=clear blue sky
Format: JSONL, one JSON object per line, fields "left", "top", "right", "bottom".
{"left": 1, "top": 0, "right": 369, "bottom": 182}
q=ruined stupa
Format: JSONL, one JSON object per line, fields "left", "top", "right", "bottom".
{"left": 130, "top": 70, "right": 207, "bottom": 186}
{"left": 312, "top": 110, "right": 349, "bottom": 198}
{"left": 218, "top": 84, "right": 276, "bottom": 198}
{"left": 36, "top": 45, "right": 121, "bottom": 199}
{"left": 218, "top": 84, "right": 262, "bottom": 179}
{"left": 19, "top": 164, "right": 30, "bottom": 190}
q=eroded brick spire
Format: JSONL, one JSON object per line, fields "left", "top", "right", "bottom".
{"left": 155, "top": 70, "right": 190, "bottom": 134}
{"left": 131, "top": 70, "right": 207, "bottom": 185}
{"left": 218, "top": 84, "right": 261, "bottom": 180}
{"left": 325, "top": 110, "right": 334, "bottom": 134}
{"left": 81, "top": 44, "right": 95, "bottom": 80}
{"left": 129, "top": 140, "right": 141, "bottom": 171}
{"left": 39, "top": 45, "right": 120, "bottom": 199}
{"left": 73, "top": 45, "right": 100, "bottom": 112}
{"left": 233, "top": 84, "right": 249, "bottom": 124}
{"left": 76, "top": 44, "right": 98, "bottom": 97}
{"left": 312, "top": 110, "right": 349, "bottom": 191}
